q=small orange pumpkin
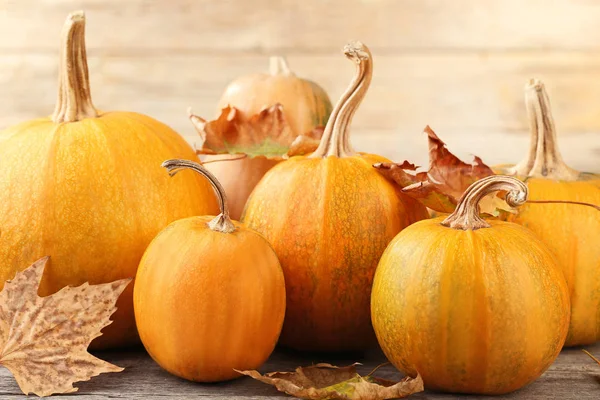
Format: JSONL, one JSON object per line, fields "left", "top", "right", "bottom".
{"left": 199, "top": 155, "right": 280, "bottom": 219}
{"left": 134, "top": 159, "right": 286, "bottom": 382}
{"left": 0, "top": 12, "right": 218, "bottom": 349}
{"left": 371, "top": 175, "right": 570, "bottom": 395}
{"left": 496, "top": 80, "right": 600, "bottom": 346}
{"left": 243, "top": 42, "right": 429, "bottom": 352}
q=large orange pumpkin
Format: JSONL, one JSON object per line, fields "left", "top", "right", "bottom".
{"left": 197, "top": 56, "right": 333, "bottom": 220}
{"left": 242, "top": 41, "right": 429, "bottom": 352}
{"left": 497, "top": 79, "right": 600, "bottom": 346}
{"left": 0, "top": 12, "right": 218, "bottom": 349}
{"left": 371, "top": 176, "right": 570, "bottom": 395}
{"left": 134, "top": 159, "right": 286, "bottom": 382}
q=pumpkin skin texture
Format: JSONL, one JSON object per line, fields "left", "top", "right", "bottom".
{"left": 242, "top": 42, "right": 429, "bottom": 352}
{"left": 371, "top": 177, "right": 570, "bottom": 395}
{"left": 244, "top": 155, "right": 427, "bottom": 351}
{"left": 0, "top": 13, "right": 218, "bottom": 349}
{"left": 497, "top": 80, "right": 600, "bottom": 346}
{"left": 503, "top": 178, "right": 600, "bottom": 346}
{"left": 134, "top": 160, "right": 286, "bottom": 382}
{"left": 217, "top": 56, "right": 332, "bottom": 137}
{"left": 202, "top": 155, "right": 280, "bottom": 220}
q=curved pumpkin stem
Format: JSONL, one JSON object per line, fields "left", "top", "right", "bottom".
{"left": 310, "top": 41, "right": 372, "bottom": 158}
{"left": 269, "top": 56, "right": 293, "bottom": 76}
{"left": 162, "top": 159, "right": 236, "bottom": 233}
{"left": 441, "top": 176, "right": 528, "bottom": 230}
{"left": 52, "top": 10, "right": 98, "bottom": 123}
{"left": 509, "top": 79, "right": 579, "bottom": 181}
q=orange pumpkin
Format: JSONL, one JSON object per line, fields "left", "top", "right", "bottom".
{"left": 134, "top": 159, "right": 286, "bottom": 382}
{"left": 497, "top": 80, "right": 600, "bottom": 346}
{"left": 200, "top": 155, "right": 280, "bottom": 220}
{"left": 197, "top": 57, "right": 332, "bottom": 220}
{"left": 371, "top": 176, "right": 570, "bottom": 395}
{"left": 217, "top": 56, "right": 332, "bottom": 136}
{"left": 242, "top": 42, "right": 429, "bottom": 352}
{"left": 0, "top": 12, "right": 218, "bottom": 349}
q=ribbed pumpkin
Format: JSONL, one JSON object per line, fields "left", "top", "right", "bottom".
{"left": 497, "top": 79, "right": 600, "bottom": 346}
{"left": 134, "top": 159, "right": 285, "bottom": 382}
{"left": 371, "top": 176, "right": 570, "bottom": 395}
{"left": 0, "top": 12, "right": 218, "bottom": 349}
{"left": 200, "top": 56, "right": 333, "bottom": 220}
{"left": 242, "top": 41, "right": 429, "bottom": 352}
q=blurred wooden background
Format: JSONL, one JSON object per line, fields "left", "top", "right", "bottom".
{"left": 0, "top": 0, "right": 599, "bottom": 171}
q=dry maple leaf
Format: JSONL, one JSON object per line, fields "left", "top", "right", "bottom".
{"left": 190, "top": 105, "right": 323, "bottom": 158}
{"left": 0, "top": 257, "right": 131, "bottom": 397}
{"left": 374, "top": 126, "right": 511, "bottom": 215}
{"left": 238, "top": 363, "right": 423, "bottom": 400}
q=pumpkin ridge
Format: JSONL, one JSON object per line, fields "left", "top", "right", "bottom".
{"left": 38, "top": 124, "right": 62, "bottom": 292}
{"left": 468, "top": 231, "right": 492, "bottom": 392}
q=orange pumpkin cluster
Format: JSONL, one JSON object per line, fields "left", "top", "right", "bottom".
{"left": 0, "top": 10, "right": 598, "bottom": 397}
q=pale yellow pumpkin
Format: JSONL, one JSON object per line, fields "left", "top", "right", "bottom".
{"left": 198, "top": 57, "right": 332, "bottom": 220}
{"left": 217, "top": 56, "right": 332, "bottom": 137}
{"left": 496, "top": 80, "right": 600, "bottom": 346}
{"left": 0, "top": 12, "right": 218, "bottom": 349}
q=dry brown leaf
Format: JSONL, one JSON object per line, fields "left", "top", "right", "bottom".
{"left": 0, "top": 257, "right": 131, "bottom": 397}
{"left": 238, "top": 363, "right": 423, "bottom": 400}
{"left": 190, "top": 105, "right": 323, "bottom": 158}
{"left": 374, "top": 126, "right": 511, "bottom": 215}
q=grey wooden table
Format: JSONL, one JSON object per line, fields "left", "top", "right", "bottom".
{"left": 1, "top": 343, "right": 598, "bottom": 399}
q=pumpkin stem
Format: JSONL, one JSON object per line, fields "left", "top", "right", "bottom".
{"left": 441, "top": 175, "right": 528, "bottom": 230}
{"left": 509, "top": 79, "right": 579, "bottom": 181}
{"left": 162, "top": 159, "right": 236, "bottom": 234}
{"left": 269, "top": 56, "right": 294, "bottom": 76}
{"left": 52, "top": 11, "right": 98, "bottom": 123}
{"left": 310, "top": 41, "right": 372, "bottom": 158}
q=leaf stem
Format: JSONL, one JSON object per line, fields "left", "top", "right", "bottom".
{"left": 200, "top": 154, "right": 248, "bottom": 164}
{"left": 527, "top": 199, "right": 600, "bottom": 212}
{"left": 582, "top": 349, "right": 600, "bottom": 366}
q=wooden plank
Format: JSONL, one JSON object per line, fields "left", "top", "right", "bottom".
{"left": 6, "top": 51, "right": 600, "bottom": 133}
{"left": 1, "top": 343, "right": 599, "bottom": 398}
{"left": 0, "top": 52, "right": 599, "bottom": 172}
{"left": 3, "top": 0, "right": 600, "bottom": 53}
